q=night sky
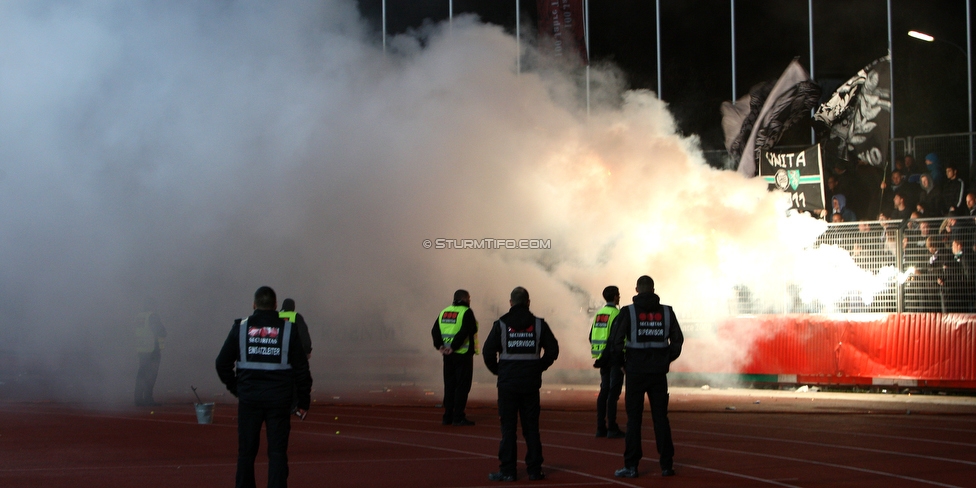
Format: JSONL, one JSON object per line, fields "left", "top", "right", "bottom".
{"left": 358, "top": 0, "right": 974, "bottom": 152}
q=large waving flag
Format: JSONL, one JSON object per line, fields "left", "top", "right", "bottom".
{"left": 725, "top": 60, "right": 821, "bottom": 177}
{"left": 814, "top": 55, "right": 891, "bottom": 167}
{"left": 536, "top": 0, "right": 587, "bottom": 64}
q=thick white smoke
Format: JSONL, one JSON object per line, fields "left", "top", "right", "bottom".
{"left": 1, "top": 1, "right": 854, "bottom": 403}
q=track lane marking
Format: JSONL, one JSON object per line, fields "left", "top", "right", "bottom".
{"left": 683, "top": 416, "right": 976, "bottom": 447}
{"left": 299, "top": 429, "right": 640, "bottom": 487}
{"left": 670, "top": 427, "right": 976, "bottom": 466}
{"left": 314, "top": 408, "right": 973, "bottom": 486}
{"left": 676, "top": 442, "right": 964, "bottom": 488}
{"left": 311, "top": 408, "right": 976, "bottom": 466}
{"left": 308, "top": 419, "right": 801, "bottom": 487}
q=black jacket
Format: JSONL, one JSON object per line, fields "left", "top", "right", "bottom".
{"left": 215, "top": 309, "right": 312, "bottom": 409}
{"left": 482, "top": 304, "right": 558, "bottom": 390}
{"left": 607, "top": 292, "right": 683, "bottom": 376}
{"left": 291, "top": 312, "right": 313, "bottom": 356}
{"left": 431, "top": 304, "right": 478, "bottom": 356}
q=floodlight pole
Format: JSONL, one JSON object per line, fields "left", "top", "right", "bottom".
{"left": 809, "top": 0, "right": 816, "bottom": 145}
{"left": 887, "top": 0, "right": 894, "bottom": 173}
{"left": 656, "top": 0, "right": 662, "bottom": 99}
{"left": 585, "top": 0, "right": 591, "bottom": 117}
{"left": 730, "top": 0, "right": 737, "bottom": 100}
{"left": 516, "top": 0, "right": 520, "bottom": 75}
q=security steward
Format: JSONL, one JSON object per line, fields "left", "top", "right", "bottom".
{"left": 483, "top": 287, "right": 559, "bottom": 482}
{"left": 279, "top": 298, "right": 313, "bottom": 359}
{"left": 431, "top": 289, "right": 478, "bottom": 426}
{"left": 609, "top": 275, "right": 683, "bottom": 479}
{"left": 216, "top": 286, "right": 312, "bottom": 488}
{"left": 590, "top": 286, "right": 625, "bottom": 438}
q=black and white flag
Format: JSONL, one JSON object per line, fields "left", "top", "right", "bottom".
{"left": 724, "top": 60, "right": 820, "bottom": 177}
{"left": 814, "top": 55, "right": 891, "bottom": 167}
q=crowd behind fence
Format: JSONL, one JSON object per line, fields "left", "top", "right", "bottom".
{"left": 731, "top": 215, "right": 976, "bottom": 314}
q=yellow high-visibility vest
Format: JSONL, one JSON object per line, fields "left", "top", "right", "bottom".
{"left": 589, "top": 305, "right": 619, "bottom": 358}
{"left": 438, "top": 305, "right": 478, "bottom": 355}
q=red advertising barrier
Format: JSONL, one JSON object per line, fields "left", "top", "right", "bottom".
{"left": 678, "top": 314, "right": 976, "bottom": 389}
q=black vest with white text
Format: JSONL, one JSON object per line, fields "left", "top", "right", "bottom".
{"left": 237, "top": 317, "right": 293, "bottom": 370}
{"left": 624, "top": 304, "right": 671, "bottom": 349}
{"left": 498, "top": 318, "right": 542, "bottom": 360}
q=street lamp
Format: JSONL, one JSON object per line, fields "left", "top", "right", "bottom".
{"left": 908, "top": 29, "right": 974, "bottom": 174}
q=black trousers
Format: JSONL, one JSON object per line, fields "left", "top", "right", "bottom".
{"left": 497, "top": 387, "right": 543, "bottom": 477}
{"left": 134, "top": 348, "right": 161, "bottom": 405}
{"left": 237, "top": 402, "right": 292, "bottom": 488}
{"left": 596, "top": 364, "right": 624, "bottom": 431}
{"left": 623, "top": 373, "right": 673, "bottom": 471}
{"left": 442, "top": 353, "right": 473, "bottom": 423}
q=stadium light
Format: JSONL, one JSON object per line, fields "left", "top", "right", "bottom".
{"left": 908, "top": 30, "right": 934, "bottom": 42}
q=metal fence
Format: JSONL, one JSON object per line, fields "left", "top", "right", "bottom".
{"left": 731, "top": 215, "right": 976, "bottom": 314}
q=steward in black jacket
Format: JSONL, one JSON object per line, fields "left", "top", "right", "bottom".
{"left": 607, "top": 275, "right": 683, "bottom": 479}
{"left": 215, "top": 309, "right": 312, "bottom": 408}
{"left": 215, "top": 286, "right": 312, "bottom": 488}
{"left": 482, "top": 287, "right": 558, "bottom": 481}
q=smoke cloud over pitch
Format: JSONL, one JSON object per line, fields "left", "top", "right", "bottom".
{"left": 1, "top": 1, "right": 840, "bottom": 403}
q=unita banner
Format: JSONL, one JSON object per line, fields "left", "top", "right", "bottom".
{"left": 759, "top": 144, "right": 826, "bottom": 214}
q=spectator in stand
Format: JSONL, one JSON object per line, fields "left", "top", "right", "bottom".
{"left": 942, "top": 211, "right": 975, "bottom": 250}
{"left": 916, "top": 173, "right": 944, "bottom": 218}
{"left": 830, "top": 194, "right": 857, "bottom": 223}
{"left": 965, "top": 192, "right": 976, "bottom": 216}
{"left": 886, "top": 192, "right": 913, "bottom": 221}
{"left": 940, "top": 236, "right": 975, "bottom": 312}
{"left": 923, "top": 236, "right": 951, "bottom": 312}
{"left": 925, "top": 153, "right": 946, "bottom": 187}
{"left": 906, "top": 218, "right": 936, "bottom": 265}
{"left": 952, "top": 236, "right": 975, "bottom": 312}
{"left": 903, "top": 218, "right": 932, "bottom": 312}
{"left": 824, "top": 175, "right": 841, "bottom": 209}
{"left": 851, "top": 221, "right": 891, "bottom": 272}
{"left": 880, "top": 170, "right": 919, "bottom": 217}
{"left": 893, "top": 157, "right": 908, "bottom": 176}
{"left": 904, "top": 154, "right": 923, "bottom": 178}
{"left": 942, "top": 163, "right": 967, "bottom": 214}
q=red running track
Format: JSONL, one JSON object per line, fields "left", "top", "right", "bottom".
{"left": 1, "top": 387, "right": 974, "bottom": 487}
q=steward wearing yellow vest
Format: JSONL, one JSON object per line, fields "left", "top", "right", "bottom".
{"left": 590, "top": 286, "right": 625, "bottom": 438}
{"left": 431, "top": 289, "right": 479, "bottom": 426}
